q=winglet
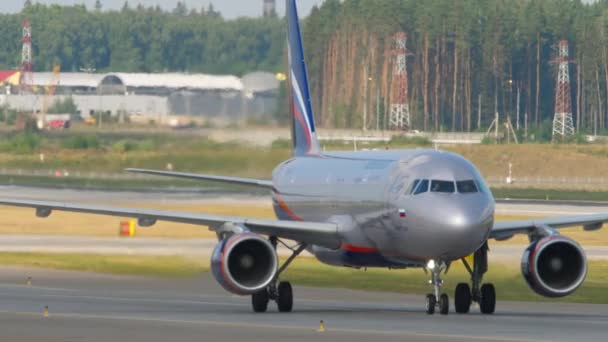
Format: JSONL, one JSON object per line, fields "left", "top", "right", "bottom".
{"left": 287, "top": 0, "right": 320, "bottom": 156}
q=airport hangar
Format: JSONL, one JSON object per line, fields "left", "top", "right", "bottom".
{"left": 0, "top": 70, "right": 280, "bottom": 125}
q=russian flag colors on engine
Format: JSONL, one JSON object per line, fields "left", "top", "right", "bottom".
{"left": 399, "top": 209, "right": 407, "bottom": 218}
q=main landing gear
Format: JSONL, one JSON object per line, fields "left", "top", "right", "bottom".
{"left": 251, "top": 237, "right": 307, "bottom": 313}
{"left": 455, "top": 242, "right": 496, "bottom": 314}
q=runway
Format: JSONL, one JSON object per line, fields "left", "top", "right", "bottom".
{"left": 0, "top": 267, "right": 606, "bottom": 342}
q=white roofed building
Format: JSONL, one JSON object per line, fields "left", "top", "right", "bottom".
{"left": 34, "top": 72, "right": 104, "bottom": 94}
{"left": 1, "top": 71, "right": 280, "bottom": 125}
{"left": 99, "top": 73, "right": 244, "bottom": 95}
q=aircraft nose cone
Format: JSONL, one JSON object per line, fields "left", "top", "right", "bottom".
{"left": 446, "top": 204, "right": 491, "bottom": 231}
{"left": 428, "top": 197, "right": 494, "bottom": 259}
{"left": 444, "top": 203, "right": 494, "bottom": 254}
{"left": 395, "top": 195, "right": 494, "bottom": 260}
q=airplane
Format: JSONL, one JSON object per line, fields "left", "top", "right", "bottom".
{"left": 0, "top": 0, "right": 604, "bottom": 315}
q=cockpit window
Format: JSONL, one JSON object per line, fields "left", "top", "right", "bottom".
{"left": 430, "top": 180, "right": 455, "bottom": 193}
{"left": 410, "top": 179, "right": 483, "bottom": 195}
{"left": 412, "top": 179, "right": 429, "bottom": 195}
{"left": 407, "top": 179, "right": 420, "bottom": 194}
{"left": 456, "top": 180, "right": 478, "bottom": 193}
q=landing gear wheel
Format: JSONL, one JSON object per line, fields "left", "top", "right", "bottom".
{"left": 277, "top": 281, "right": 293, "bottom": 312}
{"left": 252, "top": 289, "right": 269, "bottom": 313}
{"left": 454, "top": 283, "right": 471, "bottom": 314}
{"left": 439, "top": 293, "right": 449, "bottom": 315}
{"left": 425, "top": 294, "right": 436, "bottom": 315}
{"left": 480, "top": 283, "right": 496, "bottom": 314}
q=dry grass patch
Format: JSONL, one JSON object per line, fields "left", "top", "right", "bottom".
{"left": 0, "top": 252, "right": 206, "bottom": 277}
{"left": 448, "top": 144, "right": 608, "bottom": 179}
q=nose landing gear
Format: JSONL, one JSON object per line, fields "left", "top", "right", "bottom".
{"left": 425, "top": 260, "right": 450, "bottom": 315}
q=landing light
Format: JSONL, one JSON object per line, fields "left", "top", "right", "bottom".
{"left": 427, "top": 259, "right": 436, "bottom": 270}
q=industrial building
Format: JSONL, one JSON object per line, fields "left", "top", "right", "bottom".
{"left": 0, "top": 71, "right": 280, "bottom": 125}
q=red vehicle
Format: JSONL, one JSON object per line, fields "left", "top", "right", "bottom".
{"left": 49, "top": 120, "right": 68, "bottom": 129}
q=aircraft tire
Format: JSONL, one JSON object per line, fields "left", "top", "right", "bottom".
{"left": 480, "top": 283, "right": 496, "bottom": 314}
{"left": 425, "top": 294, "right": 436, "bottom": 315}
{"left": 439, "top": 293, "right": 449, "bottom": 315}
{"left": 252, "top": 289, "right": 269, "bottom": 313}
{"left": 277, "top": 281, "right": 293, "bottom": 312}
{"left": 454, "top": 283, "right": 471, "bottom": 313}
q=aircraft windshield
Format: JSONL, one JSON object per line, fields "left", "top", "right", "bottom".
{"left": 407, "top": 179, "right": 420, "bottom": 193}
{"left": 409, "top": 179, "right": 482, "bottom": 195}
{"left": 456, "top": 180, "right": 478, "bottom": 193}
{"left": 411, "top": 179, "right": 429, "bottom": 195}
{"left": 430, "top": 180, "right": 455, "bottom": 193}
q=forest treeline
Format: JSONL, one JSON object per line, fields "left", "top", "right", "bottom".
{"left": 3, "top": 1, "right": 608, "bottom": 135}
{"left": 304, "top": 0, "right": 608, "bottom": 136}
{"left": 0, "top": 2, "right": 284, "bottom": 76}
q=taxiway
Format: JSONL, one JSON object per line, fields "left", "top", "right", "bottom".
{"left": 0, "top": 267, "right": 605, "bottom": 342}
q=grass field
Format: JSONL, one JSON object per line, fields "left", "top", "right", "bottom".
{"left": 0, "top": 252, "right": 205, "bottom": 277}
{"left": 0, "top": 252, "right": 606, "bottom": 304}
{"left": 450, "top": 144, "right": 608, "bottom": 179}
{"left": 492, "top": 188, "right": 608, "bottom": 201}
{"left": 6, "top": 132, "right": 608, "bottom": 181}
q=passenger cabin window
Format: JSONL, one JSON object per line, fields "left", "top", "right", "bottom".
{"left": 412, "top": 179, "right": 429, "bottom": 195}
{"left": 456, "top": 180, "right": 478, "bottom": 193}
{"left": 430, "top": 180, "right": 455, "bottom": 193}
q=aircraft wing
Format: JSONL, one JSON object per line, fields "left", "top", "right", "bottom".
{"left": 125, "top": 168, "right": 273, "bottom": 189}
{"left": 490, "top": 214, "right": 607, "bottom": 241}
{"left": 0, "top": 199, "right": 340, "bottom": 249}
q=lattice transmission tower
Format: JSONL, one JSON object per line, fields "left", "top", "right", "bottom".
{"left": 389, "top": 32, "right": 412, "bottom": 130}
{"left": 551, "top": 40, "right": 575, "bottom": 140}
{"left": 19, "top": 20, "right": 34, "bottom": 94}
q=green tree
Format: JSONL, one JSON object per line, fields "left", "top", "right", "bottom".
{"left": 173, "top": 2, "right": 188, "bottom": 17}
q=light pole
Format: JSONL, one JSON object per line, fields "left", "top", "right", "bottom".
{"left": 362, "top": 73, "right": 376, "bottom": 132}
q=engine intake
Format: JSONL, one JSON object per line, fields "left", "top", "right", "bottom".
{"left": 211, "top": 233, "right": 278, "bottom": 295}
{"left": 521, "top": 235, "right": 587, "bottom": 298}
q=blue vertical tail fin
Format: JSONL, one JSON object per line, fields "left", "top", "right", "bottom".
{"left": 286, "top": 0, "right": 320, "bottom": 156}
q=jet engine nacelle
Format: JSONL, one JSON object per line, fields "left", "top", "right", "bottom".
{"left": 521, "top": 235, "right": 587, "bottom": 298}
{"left": 211, "top": 233, "right": 278, "bottom": 295}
